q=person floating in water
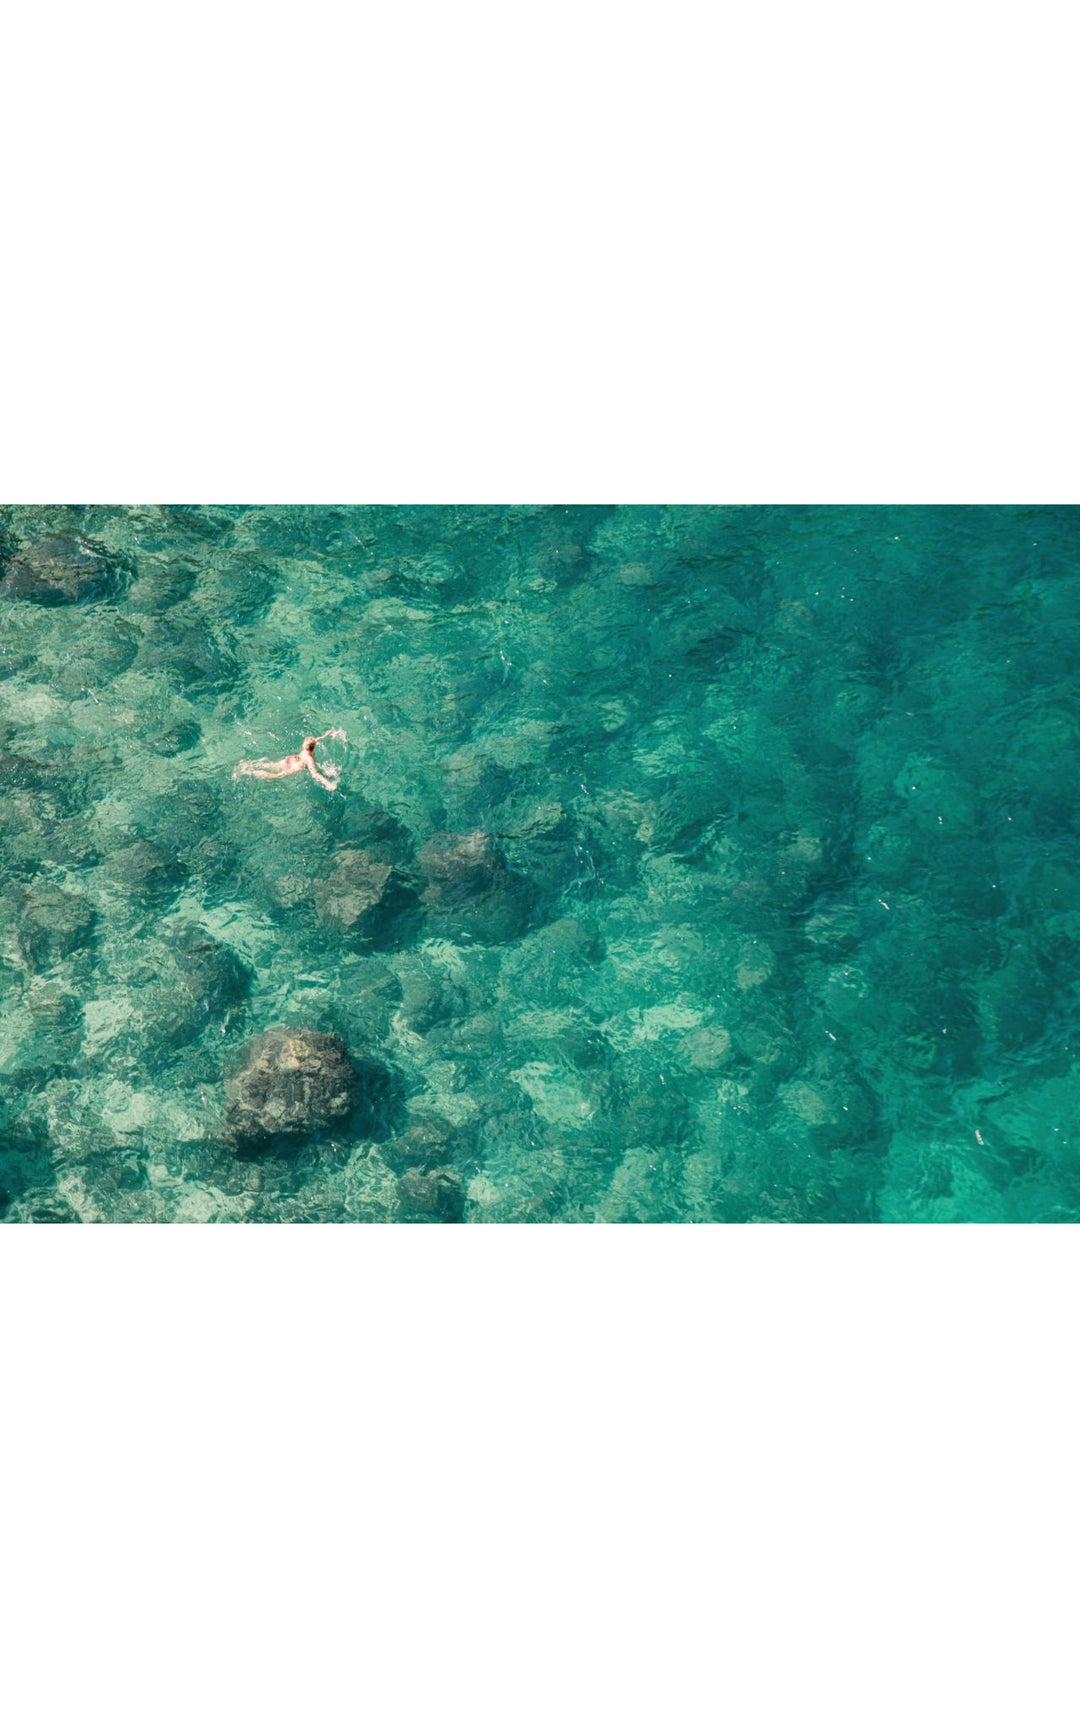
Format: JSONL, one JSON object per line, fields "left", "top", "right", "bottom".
{"left": 234, "top": 729, "right": 345, "bottom": 791}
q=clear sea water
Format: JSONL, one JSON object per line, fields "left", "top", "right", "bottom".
{"left": 1, "top": 504, "right": 1077, "bottom": 1222}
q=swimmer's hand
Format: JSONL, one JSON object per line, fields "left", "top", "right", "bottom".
{"left": 306, "top": 760, "right": 340, "bottom": 791}
{"left": 233, "top": 731, "right": 343, "bottom": 791}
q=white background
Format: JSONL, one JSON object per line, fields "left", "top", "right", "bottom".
{"left": 2, "top": 3, "right": 1078, "bottom": 1725}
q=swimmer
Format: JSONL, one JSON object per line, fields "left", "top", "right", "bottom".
{"left": 234, "top": 730, "right": 342, "bottom": 791}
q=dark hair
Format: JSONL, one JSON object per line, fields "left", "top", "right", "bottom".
{"left": 303, "top": 736, "right": 317, "bottom": 751}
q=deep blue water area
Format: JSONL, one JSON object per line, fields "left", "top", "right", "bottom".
{"left": 1, "top": 504, "right": 1078, "bottom": 1221}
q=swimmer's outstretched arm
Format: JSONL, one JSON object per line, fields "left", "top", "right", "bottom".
{"left": 305, "top": 759, "right": 339, "bottom": 790}
{"left": 234, "top": 735, "right": 343, "bottom": 787}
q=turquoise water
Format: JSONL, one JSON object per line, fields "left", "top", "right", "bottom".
{"left": 1, "top": 504, "right": 1077, "bottom": 1222}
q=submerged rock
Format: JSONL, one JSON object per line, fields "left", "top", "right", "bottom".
{"left": 145, "top": 718, "right": 202, "bottom": 758}
{"left": 224, "top": 1027, "right": 361, "bottom": 1149}
{"left": 47, "top": 618, "right": 142, "bottom": 698}
{"left": 173, "top": 925, "right": 251, "bottom": 1011}
{"left": 25, "top": 979, "right": 82, "bottom": 1028}
{"left": 398, "top": 970, "right": 470, "bottom": 1034}
{"left": 15, "top": 883, "right": 95, "bottom": 971}
{"left": 136, "top": 617, "right": 238, "bottom": 691}
{"left": 395, "top": 1165, "right": 466, "bottom": 1222}
{"left": 316, "top": 850, "right": 391, "bottom": 926}
{"left": 197, "top": 555, "right": 277, "bottom": 622}
{"left": 147, "top": 928, "right": 251, "bottom": 1053}
{"left": 419, "top": 829, "right": 534, "bottom": 944}
{"left": 105, "top": 840, "right": 187, "bottom": 902}
{"left": 314, "top": 848, "right": 417, "bottom": 946}
{"left": 329, "top": 805, "right": 415, "bottom": 867}
{"left": 1, "top": 534, "right": 124, "bottom": 605}
{"left": 515, "top": 801, "right": 599, "bottom": 901}
{"left": 0, "top": 752, "right": 80, "bottom": 805}
{"left": 0, "top": 801, "right": 100, "bottom": 880}
{"left": 125, "top": 558, "right": 198, "bottom": 613}
{"left": 5, "top": 1196, "right": 82, "bottom": 1224}
{"left": 382, "top": 1112, "right": 461, "bottom": 1174}
{"left": 266, "top": 871, "right": 317, "bottom": 911}
{"left": 140, "top": 780, "right": 224, "bottom": 856}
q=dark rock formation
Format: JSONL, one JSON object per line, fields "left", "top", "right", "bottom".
{"left": 10, "top": 1197, "right": 81, "bottom": 1224}
{"left": 329, "top": 805, "right": 415, "bottom": 868}
{"left": 136, "top": 617, "right": 238, "bottom": 691}
{"left": 126, "top": 558, "right": 198, "bottom": 613}
{"left": 143, "top": 927, "right": 251, "bottom": 1053}
{"left": 162, "top": 505, "right": 234, "bottom": 542}
{"left": 140, "top": 780, "right": 224, "bottom": 857}
{"left": 195, "top": 555, "right": 276, "bottom": 622}
{"left": 419, "top": 829, "right": 534, "bottom": 944}
{"left": 224, "top": 1027, "right": 361, "bottom": 1150}
{"left": 174, "top": 926, "right": 251, "bottom": 1011}
{"left": 381, "top": 1112, "right": 460, "bottom": 1174}
{"left": 315, "top": 849, "right": 391, "bottom": 928}
{"left": 395, "top": 1165, "right": 466, "bottom": 1222}
{"left": 1, "top": 535, "right": 124, "bottom": 605}
{"left": 540, "top": 916, "right": 606, "bottom": 965}
{"left": 146, "top": 719, "right": 202, "bottom": 757}
{"left": 0, "top": 752, "right": 81, "bottom": 806}
{"left": 266, "top": 871, "right": 317, "bottom": 911}
{"left": 398, "top": 971, "right": 470, "bottom": 1035}
{"left": 517, "top": 803, "right": 602, "bottom": 901}
{"left": 314, "top": 848, "right": 416, "bottom": 947}
{"left": 105, "top": 840, "right": 187, "bottom": 902}
{"left": 0, "top": 803, "right": 100, "bottom": 881}
{"left": 52, "top": 620, "right": 141, "bottom": 697}
{"left": 15, "top": 883, "right": 95, "bottom": 971}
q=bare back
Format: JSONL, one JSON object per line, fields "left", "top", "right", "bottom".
{"left": 234, "top": 732, "right": 342, "bottom": 790}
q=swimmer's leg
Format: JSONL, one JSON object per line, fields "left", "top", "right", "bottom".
{"left": 235, "top": 758, "right": 290, "bottom": 780}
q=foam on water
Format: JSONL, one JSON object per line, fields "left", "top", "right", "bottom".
{"left": 1, "top": 504, "right": 1078, "bottom": 1221}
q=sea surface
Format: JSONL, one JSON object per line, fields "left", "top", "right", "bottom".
{"left": 1, "top": 505, "right": 1077, "bottom": 1222}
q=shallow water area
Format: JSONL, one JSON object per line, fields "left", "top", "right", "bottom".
{"left": 1, "top": 504, "right": 1078, "bottom": 1222}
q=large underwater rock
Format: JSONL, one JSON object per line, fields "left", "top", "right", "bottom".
{"left": 395, "top": 1165, "right": 466, "bottom": 1222}
{"left": 314, "top": 847, "right": 416, "bottom": 946}
{"left": 173, "top": 926, "right": 251, "bottom": 1011}
{"left": 51, "top": 620, "right": 141, "bottom": 697}
{"left": 381, "top": 1111, "right": 461, "bottom": 1174}
{"left": 15, "top": 883, "right": 95, "bottom": 971}
{"left": 0, "top": 751, "right": 81, "bottom": 805}
{"left": 104, "top": 840, "right": 187, "bottom": 902}
{"left": 0, "top": 800, "right": 100, "bottom": 881}
{"left": 140, "top": 927, "right": 251, "bottom": 1054}
{"left": 397, "top": 970, "right": 470, "bottom": 1035}
{"left": 135, "top": 614, "right": 238, "bottom": 692}
{"left": 224, "top": 1027, "right": 360, "bottom": 1150}
{"left": 1, "top": 535, "right": 123, "bottom": 605}
{"left": 145, "top": 718, "right": 203, "bottom": 758}
{"left": 419, "top": 829, "right": 534, "bottom": 944}
{"left": 125, "top": 557, "right": 198, "bottom": 613}
{"left": 512, "top": 801, "right": 599, "bottom": 900}
{"left": 329, "top": 805, "right": 415, "bottom": 868}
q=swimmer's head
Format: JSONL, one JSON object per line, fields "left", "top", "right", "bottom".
{"left": 303, "top": 736, "right": 317, "bottom": 752}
